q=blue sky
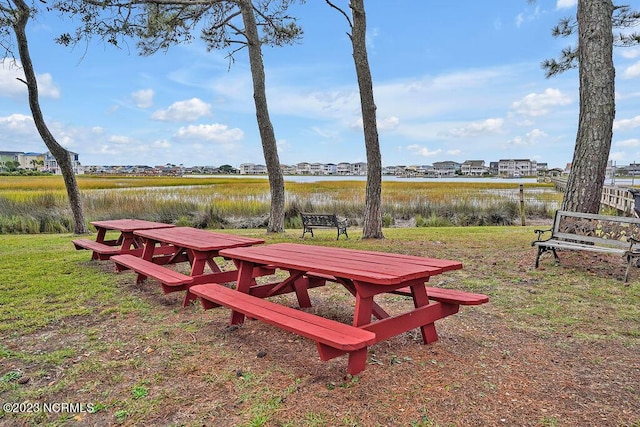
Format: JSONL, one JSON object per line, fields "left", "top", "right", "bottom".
{"left": 1, "top": 0, "right": 639, "bottom": 169}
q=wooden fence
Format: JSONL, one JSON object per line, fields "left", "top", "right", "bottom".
{"left": 549, "top": 178, "right": 639, "bottom": 217}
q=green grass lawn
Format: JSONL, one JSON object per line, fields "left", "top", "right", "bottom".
{"left": 1, "top": 227, "right": 638, "bottom": 426}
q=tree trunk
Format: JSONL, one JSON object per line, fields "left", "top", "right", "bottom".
{"left": 12, "top": 0, "right": 87, "bottom": 234}
{"left": 350, "top": 0, "right": 383, "bottom": 239}
{"left": 561, "top": 0, "right": 615, "bottom": 213}
{"left": 239, "top": 0, "right": 285, "bottom": 233}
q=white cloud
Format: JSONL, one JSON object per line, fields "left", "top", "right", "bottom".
{"left": 511, "top": 88, "right": 572, "bottom": 117}
{"left": 174, "top": 123, "right": 244, "bottom": 142}
{"left": 312, "top": 126, "right": 339, "bottom": 139}
{"left": 406, "top": 144, "right": 442, "bottom": 157}
{"left": 614, "top": 115, "right": 640, "bottom": 131}
{"left": 151, "top": 98, "right": 212, "bottom": 122}
{"left": 615, "top": 138, "right": 640, "bottom": 148}
{"left": 443, "top": 118, "right": 504, "bottom": 138}
{"left": 508, "top": 128, "right": 548, "bottom": 146}
{"left": 132, "top": 89, "right": 154, "bottom": 109}
{"left": 35, "top": 74, "right": 61, "bottom": 98}
{"left": 109, "top": 135, "right": 134, "bottom": 145}
{"left": 620, "top": 48, "right": 640, "bottom": 60}
{"left": 152, "top": 139, "right": 171, "bottom": 149}
{"left": 366, "top": 27, "right": 380, "bottom": 51}
{"left": 609, "top": 151, "right": 628, "bottom": 162}
{"left": 378, "top": 116, "right": 400, "bottom": 131}
{"left": 556, "top": 0, "right": 577, "bottom": 9}
{"left": 515, "top": 13, "right": 524, "bottom": 28}
{"left": 0, "top": 114, "right": 35, "bottom": 135}
{"left": 623, "top": 61, "right": 640, "bottom": 79}
{"left": 515, "top": 6, "right": 542, "bottom": 28}
{"left": 0, "top": 60, "right": 60, "bottom": 99}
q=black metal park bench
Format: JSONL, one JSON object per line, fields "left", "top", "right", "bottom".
{"left": 300, "top": 213, "right": 348, "bottom": 240}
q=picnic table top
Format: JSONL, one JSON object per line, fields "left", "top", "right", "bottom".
{"left": 133, "top": 227, "right": 266, "bottom": 251}
{"left": 219, "top": 243, "right": 462, "bottom": 286}
{"left": 90, "top": 219, "right": 175, "bottom": 233}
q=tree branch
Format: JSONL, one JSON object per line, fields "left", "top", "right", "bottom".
{"left": 325, "top": 0, "right": 351, "bottom": 28}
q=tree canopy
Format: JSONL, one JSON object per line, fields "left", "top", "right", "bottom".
{"left": 543, "top": 4, "right": 639, "bottom": 77}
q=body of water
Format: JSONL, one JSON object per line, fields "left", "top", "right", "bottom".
{"left": 191, "top": 174, "right": 539, "bottom": 184}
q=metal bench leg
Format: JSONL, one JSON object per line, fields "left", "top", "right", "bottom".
{"left": 624, "top": 254, "right": 638, "bottom": 285}
{"left": 535, "top": 247, "right": 543, "bottom": 268}
{"left": 535, "top": 247, "right": 559, "bottom": 268}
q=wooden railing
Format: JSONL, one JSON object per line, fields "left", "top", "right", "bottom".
{"left": 548, "top": 178, "right": 639, "bottom": 216}
{"left": 601, "top": 186, "right": 637, "bottom": 216}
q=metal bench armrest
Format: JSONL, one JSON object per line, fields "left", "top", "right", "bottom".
{"left": 532, "top": 228, "right": 553, "bottom": 245}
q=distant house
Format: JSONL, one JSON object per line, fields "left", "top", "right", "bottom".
{"left": 461, "top": 160, "right": 487, "bottom": 176}
{"left": 43, "top": 151, "right": 83, "bottom": 175}
{"left": 280, "top": 164, "right": 296, "bottom": 175}
{"left": 309, "top": 162, "right": 324, "bottom": 175}
{"left": 296, "top": 162, "right": 312, "bottom": 174}
{"left": 352, "top": 162, "right": 368, "bottom": 175}
{"left": 498, "top": 159, "right": 537, "bottom": 177}
{"left": 337, "top": 162, "right": 353, "bottom": 175}
{"left": 323, "top": 163, "right": 337, "bottom": 175}
{"left": 432, "top": 161, "right": 460, "bottom": 177}
{"left": 0, "top": 151, "right": 20, "bottom": 169}
{"left": 239, "top": 163, "right": 266, "bottom": 174}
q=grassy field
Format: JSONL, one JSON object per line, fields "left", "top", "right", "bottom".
{"left": 0, "top": 176, "right": 561, "bottom": 233}
{"left": 0, "top": 226, "right": 638, "bottom": 426}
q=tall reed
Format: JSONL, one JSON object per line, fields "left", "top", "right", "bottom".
{"left": 0, "top": 176, "right": 562, "bottom": 234}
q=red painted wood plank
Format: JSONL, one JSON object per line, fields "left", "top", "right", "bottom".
{"left": 134, "top": 227, "right": 265, "bottom": 251}
{"left": 190, "top": 283, "right": 376, "bottom": 351}
{"left": 392, "top": 286, "right": 489, "bottom": 305}
{"left": 228, "top": 243, "right": 459, "bottom": 272}
{"left": 91, "top": 219, "right": 174, "bottom": 232}
{"left": 220, "top": 243, "right": 457, "bottom": 285}
{"left": 72, "top": 239, "right": 120, "bottom": 254}
{"left": 112, "top": 254, "right": 193, "bottom": 286}
{"left": 361, "top": 301, "right": 459, "bottom": 343}
{"left": 276, "top": 243, "right": 462, "bottom": 271}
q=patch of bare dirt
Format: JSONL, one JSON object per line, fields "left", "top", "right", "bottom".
{"left": 2, "top": 239, "right": 639, "bottom": 427}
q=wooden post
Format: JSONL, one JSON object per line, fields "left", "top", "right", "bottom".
{"left": 519, "top": 184, "right": 526, "bottom": 226}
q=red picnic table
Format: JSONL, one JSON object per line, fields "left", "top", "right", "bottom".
{"left": 72, "top": 219, "right": 175, "bottom": 260}
{"left": 190, "top": 243, "right": 488, "bottom": 375}
{"left": 110, "top": 227, "right": 266, "bottom": 306}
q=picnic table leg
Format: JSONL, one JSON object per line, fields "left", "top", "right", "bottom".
{"left": 411, "top": 284, "right": 438, "bottom": 344}
{"left": 96, "top": 227, "right": 107, "bottom": 244}
{"left": 189, "top": 251, "right": 210, "bottom": 277}
{"left": 352, "top": 293, "right": 375, "bottom": 327}
{"left": 132, "top": 238, "right": 156, "bottom": 284}
{"left": 339, "top": 279, "right": 389, "bottom": 320}
{"left": 230, "top": 261, "right": 257, "bottom": 325}
{"left": 292, "top": 280, "right": 312, "bottom": 308}
{"left": 347, "top": 348, "right": 368, "bottom": 375}
{"left": 182, "top": 287, "right": 198, "bottom": 307}
{"left": 119, "top": 232, "right": 137, "bottom": 254}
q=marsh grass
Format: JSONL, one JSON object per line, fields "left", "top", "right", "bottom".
{"left": 0, "top": 176, "right": 562, "bottom": 233}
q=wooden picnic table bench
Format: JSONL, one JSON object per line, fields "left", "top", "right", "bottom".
{"left": 111, "top": 227, "right": 266, "bottom": 306}
{"left": 191, "top": 243, "right": 485, "bottom": 375}
{"left": 191, "top": 283, "right": 377, "bottom": 375}
{"left": 532, "top": 210, "right": 640, "bottom": 283}
{"left": 300, "top": 213, "right": 348, "bottom": 240}
{"left": 72, "top": 219, "right": 174, "bottom": 260}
